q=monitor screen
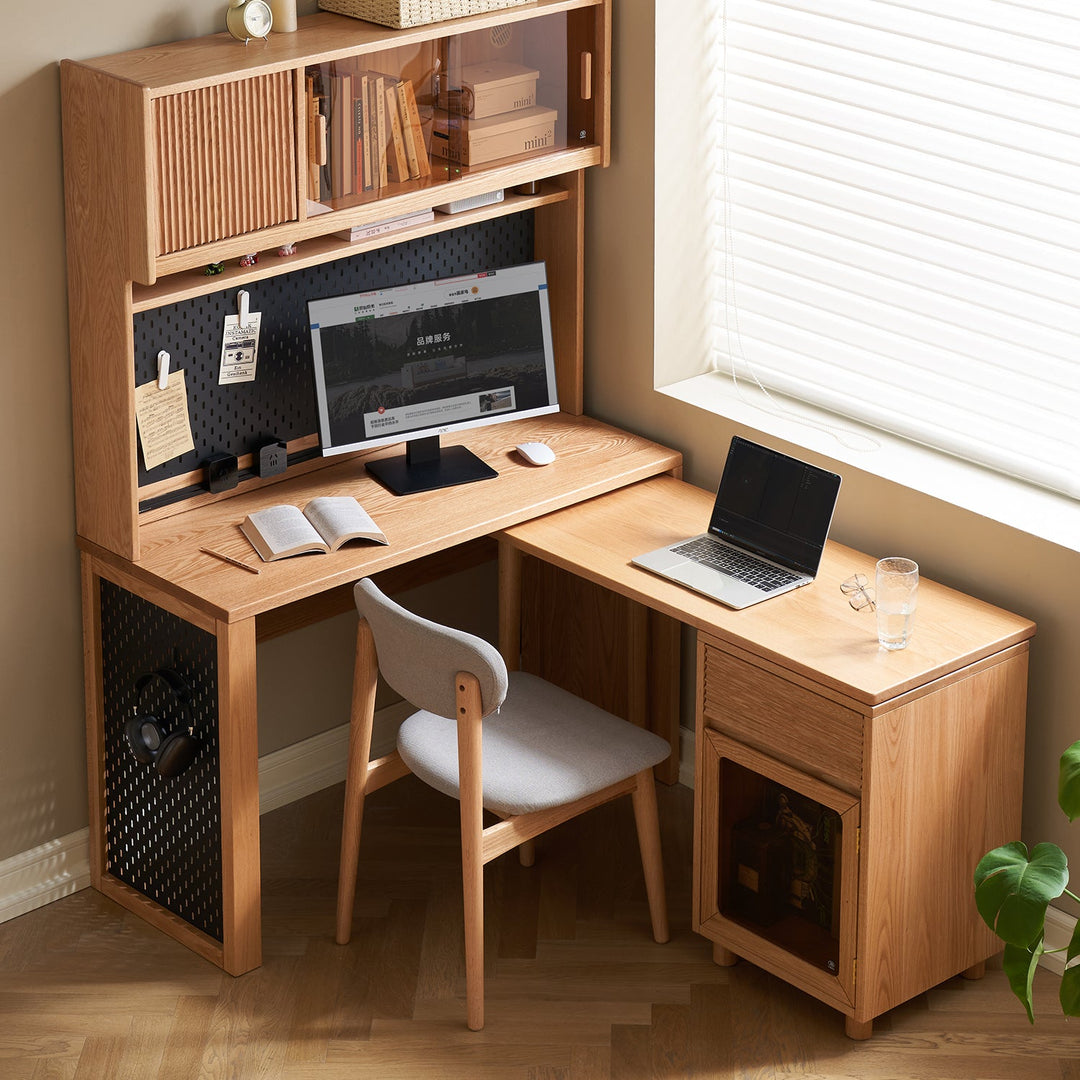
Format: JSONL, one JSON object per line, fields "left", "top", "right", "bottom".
{"left": 308, "top": 263, "right": 559, "bottom": 487}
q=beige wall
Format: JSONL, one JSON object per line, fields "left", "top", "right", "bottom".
{"left": 585, "top": 0, "right": 1079, "bottom": 869}
{"left": 1, "top": 0, "right": 1075, "bottom": 890}
{"left": 0, "top": 1, "right": 323, "bottom": 864}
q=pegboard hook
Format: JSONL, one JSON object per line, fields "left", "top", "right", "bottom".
{"left": 237, "top": 289, "right": 251, "bottom": 328}
{"left": 157, "top": 350, "right": 171, "bottom": 390}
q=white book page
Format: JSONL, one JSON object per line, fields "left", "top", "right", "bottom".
{"left": 303, "top": 497, "right": 386, "bottom": 547}
{"left": 246, "top": 505, "right": 323, "bottom": 553}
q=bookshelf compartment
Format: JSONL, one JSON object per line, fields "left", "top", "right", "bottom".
{"left": 305, "top": 10, "right": 592, "bottom": 211}
{"left": 154, "top": 72, "right": 299, "bottom": 256}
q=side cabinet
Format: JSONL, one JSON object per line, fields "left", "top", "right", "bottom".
{"left": 693, "top": 632, "right": 1029, "bottom": 1039}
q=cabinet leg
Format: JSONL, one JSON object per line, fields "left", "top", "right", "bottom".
{"left": 961, "top": 960, "right": 986, "bottom": 980}
{"left": 713, "top": 942, "right": 738, "bottom": 967}
{"left": 844, "top": 1015, "right": 873, "bottom": 1040}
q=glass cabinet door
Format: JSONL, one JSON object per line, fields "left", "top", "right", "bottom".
{"left": 696, "top": 729, "right": 860, "bottom": 1012}
{"left": 305, "top": 10, "right": 598, "bottom": 211}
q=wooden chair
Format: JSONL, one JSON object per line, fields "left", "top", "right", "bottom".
{"left": 336, "top": 578, "right": 671, "bottom": 1030}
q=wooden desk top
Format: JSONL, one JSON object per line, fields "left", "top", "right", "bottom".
{"left": 79, "top": 414, "right": 682, "bottom": 624}
{"left": 497, "top": 475, "right": 1036, "bottom": 708}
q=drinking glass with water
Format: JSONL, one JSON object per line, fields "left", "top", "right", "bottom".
{"left": 875, "top": 557, "right": 918, "bottom": 650}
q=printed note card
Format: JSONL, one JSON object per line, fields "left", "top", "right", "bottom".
{"left": 135, "top": 368, "right": 196, "bottom": 470}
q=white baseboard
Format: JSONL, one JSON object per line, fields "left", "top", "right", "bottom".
{"left": 0, "top": 702, "right": 411, "bottom": 925}
{"left": 1042, "top": 904, "right": 1078, "bottom": 976}
{"left": 0, "top": 828, "right": 92, "bottom": 924}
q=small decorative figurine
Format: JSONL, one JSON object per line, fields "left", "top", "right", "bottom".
{"left": 239, "top": 252, "right": 259, "bottom": 267}
{"left": 204, "top": 262, "right": 225, "bottom": 276}
{"left": 277, "top": 242, "right": 297, "bottom": 256}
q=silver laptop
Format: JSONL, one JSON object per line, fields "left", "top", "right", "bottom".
{"left": 632, "top": 437, "right": 841, "bottom": 610}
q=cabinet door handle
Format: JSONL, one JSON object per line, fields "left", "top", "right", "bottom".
{"left": 581, "top": 51, "right": 593, "bottom": 101}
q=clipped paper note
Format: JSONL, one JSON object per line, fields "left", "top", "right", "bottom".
{"left": 135, "top": 368, "right": 196, "bottom": 470}
{"left": 219, "top": 311, "right": 263, "bottom": 384}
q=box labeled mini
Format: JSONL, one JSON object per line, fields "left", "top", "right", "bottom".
{"left": 430, "top": 106, "right": 557, "bottom": 166}
{"left": 458, "top": 61, "right": 539, "bottom": 118}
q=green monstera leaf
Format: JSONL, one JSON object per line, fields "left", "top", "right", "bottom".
{"left": 1062, "top": 919, "right": 1080, "bottom": 1019}
{"left": 1003, "top": 938, "right": 1044, "bottom": 1024}
{"left": 974, "top": 841, "right": 1068, "bottom": 947}
{"left": 1060, "top": 740, "right": 1080, "bottom": 823}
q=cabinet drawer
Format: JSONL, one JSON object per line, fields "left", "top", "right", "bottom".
{"left": 700, "top": 643, "right": 864, "bottom": 792}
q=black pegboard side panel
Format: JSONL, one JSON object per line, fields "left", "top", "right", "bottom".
{"left": 99, "top": 580, "right": 223, "bottom": 942}
{"left": 133, "top": 214, "right": 536, "bottom": 487}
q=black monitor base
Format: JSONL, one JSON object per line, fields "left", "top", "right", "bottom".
{"left": 366, "top": 437, "right": 498, "bottom": 496}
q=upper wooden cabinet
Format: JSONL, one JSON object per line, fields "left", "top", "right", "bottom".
{"left": 61, "top": 2, "right": 609, "bottom": 288}
{"left": 61, "top": 2, "right": 610, "bottom": 562}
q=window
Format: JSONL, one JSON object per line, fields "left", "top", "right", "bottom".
{"left": 657, "top": 1, "right": 1080, "bottom": 511}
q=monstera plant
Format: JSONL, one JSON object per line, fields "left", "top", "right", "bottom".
{"left": 974, "top": 739, "right": 1080, "bottom": 1022}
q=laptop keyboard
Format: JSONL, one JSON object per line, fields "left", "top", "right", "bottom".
{"left": 672, "top": 537, "right": 800, "bottom": 592}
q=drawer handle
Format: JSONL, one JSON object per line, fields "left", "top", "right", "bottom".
{"left": 581, "top": 52, "right": 593, "bottom": 101}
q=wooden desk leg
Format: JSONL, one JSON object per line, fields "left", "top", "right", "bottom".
{"left": 81, "top": 555, "right": 107, "bottom": 888}
{"left": 713, "top": 942, "right": 738, "bottom": 966}
{"left": 845, "top": 1016, "right": 873, "bottom": 1040}
{"left": 648, "top": 610, "right": 681, "bottom": 784}
{"left": 498, "top": 540, "right": 523, "bottom": 672}
{"left": 498, "top": 540, "right": 535, "bottom": 867}
{"left": 217, "top": 616, "right": 262, "bottom": 976}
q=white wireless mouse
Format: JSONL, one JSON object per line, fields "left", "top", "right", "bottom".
{"left": 516, "top": 441, "right": 556, "bottom": 466}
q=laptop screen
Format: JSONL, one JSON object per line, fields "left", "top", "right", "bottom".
{"left": 708, "top": 437, "right": 842, "bottom": 577}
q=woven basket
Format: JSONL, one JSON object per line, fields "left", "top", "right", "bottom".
{"left": 318, "top": 0, "right": 531, "bottom": 29}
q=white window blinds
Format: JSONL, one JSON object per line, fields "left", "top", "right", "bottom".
{"left": 710, "top": 0, "right": 1080, "bottom": 498}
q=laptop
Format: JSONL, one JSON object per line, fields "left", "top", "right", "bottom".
{"left": 632, "top": 436, "right": 842, "bottom": 609}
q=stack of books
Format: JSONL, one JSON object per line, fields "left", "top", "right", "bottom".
{"left": 307, "top": 68, "right": 432, "bottom": 201}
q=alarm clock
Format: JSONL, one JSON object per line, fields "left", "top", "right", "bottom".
{"left": 226, "top": 0, "right": 273, "bottom": 41}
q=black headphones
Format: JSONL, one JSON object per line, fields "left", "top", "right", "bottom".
{"left": 125, "top": 668, "right": 200, "bottom": 778}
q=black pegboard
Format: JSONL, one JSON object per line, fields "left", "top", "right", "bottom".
{"left": 133, "top": 214, "right": 536, "bottom": 489}
{"left": 99, "top": 580, "right": 224, "bottom": 941}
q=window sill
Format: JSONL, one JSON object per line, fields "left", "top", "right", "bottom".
{"left": 660, "top": 373, "right": 1080, "bottom": 555}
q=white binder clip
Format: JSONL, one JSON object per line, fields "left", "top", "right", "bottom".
{"left": 237, "top": 289, "right": 251, "bottom": 328}
{"left": 157, "top": 350, "right": 171, "bottom": 390}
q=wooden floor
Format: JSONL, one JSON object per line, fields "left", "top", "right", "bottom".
{"left": 1, "top": 778, "right": 1076, "bottom": 1079}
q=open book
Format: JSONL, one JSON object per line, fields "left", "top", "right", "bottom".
{"left": 240, "top": 497, "right": 388, "bottom": 562}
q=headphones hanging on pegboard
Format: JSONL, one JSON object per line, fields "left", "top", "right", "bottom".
{"left": 125, "top": 668, "right": 200, "bottom": 778}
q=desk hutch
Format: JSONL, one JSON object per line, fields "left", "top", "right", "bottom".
{"left": 62, "top": 1, "right": 684, "bottom": 976}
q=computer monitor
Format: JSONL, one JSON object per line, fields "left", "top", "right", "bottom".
{"left": 308, "top": 262, "right": 559, "bottom": 495}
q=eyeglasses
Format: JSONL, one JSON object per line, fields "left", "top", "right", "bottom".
{"left": 840, "top": 574, "right": 876, "bottom": 611}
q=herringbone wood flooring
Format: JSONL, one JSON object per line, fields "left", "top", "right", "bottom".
{"left": 1, "top": 778, "right": 1077, "bottom": 1079}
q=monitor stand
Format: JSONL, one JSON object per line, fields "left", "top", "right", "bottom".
{"left": 366, "top": 435, "right": 498, "bottom": 496}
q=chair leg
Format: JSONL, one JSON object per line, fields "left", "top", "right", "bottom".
{"left": 457, "top": 672, "right": 486, "bottom": 1031}
{"left": 336, "top": 620, "right": 379, "bottom": 946}
{"left": 517, "top": 838, "right": 536, "bottom": 867}
{"left": 631, "top": 768, "right": 669, "bottom": 944}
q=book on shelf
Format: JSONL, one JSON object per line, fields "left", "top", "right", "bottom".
{"left": 396, "top": 79, "right": 431, "bottom": 179}
{"left": 365, "top": 72, "right": 389, "bottom": 188}
{"left": 334, "top": 208, "right": 435, "bottom": 242}
{"left": 305, "top": 74, "right": 327, "bottom": 202}
{"left": 353, "top": 73, "right": 373, "bottom": 192}
{"left": 240, "top": 497, "right": 388, "bottom": 562}
{"left": 384, "top": 80, "right": 410, "bottom": 183}
{"left": 330, "top": 72, "right": 354, "bottom": 197}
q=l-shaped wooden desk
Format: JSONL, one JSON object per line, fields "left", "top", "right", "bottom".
{"left": 79, "top": 413, "right": 683, "bottom": 977}
{"left": 81, "top": 419, "right": 1034, "bottom": 1041}
{"left": 497, "top": 474, "right": 1035, "bottom": 1039}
